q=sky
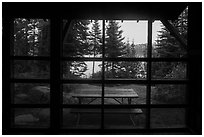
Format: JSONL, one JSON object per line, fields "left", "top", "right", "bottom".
{"left": 120, "top": 20, "right": 162, "bottom": 44}
{"left": 120, "top": 20, "right": 148, "bottom": 44}
{"left": 85, "top": 20, "right": 162, "bottom": 77}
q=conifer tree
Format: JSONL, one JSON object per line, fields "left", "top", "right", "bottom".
{"left": 105, "top": 20, "right": 125, "bottom": 78}
{"left": 14, "top": 19, "right": 50, "bottom": 78}
{"left": 152, "top": 8, "right": 188, "bottom": 79}
{"left": 118, "top": 40, "right": 146, "bottom": 79}
{"left": 152, "top": 8, "right": 188, "bottom": 103}
{"left": 63, "top": 20, "right": 90, "bottom": 78}
{"left": 155, "top": 8, "right": 188, "bottom": 58}
{"left": 89, "top": 20, "right": 102, "bottom": 77}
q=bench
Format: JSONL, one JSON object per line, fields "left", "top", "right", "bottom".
{"left": 70, "top": 108, "right": 143, "bottom": 127}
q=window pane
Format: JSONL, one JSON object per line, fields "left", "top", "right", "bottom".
{"left": 62, "top": 61, "right": 102, "bottom": 79}
{"left": 63, "top": 20, "right": 102, "bottom": 58}
{"left": 11, "top": 83, "right": 50, "bottom": 104}
{"left": 13, "top": 60, "right": 50, "bottom": 79}
{"left": 151, "top": 84, "right": 186, "bottom": 104}
{"left": 105, "top": 20, "right": 147, "bottom": 58}
{"left": 63, "top": 84, "right": 102, "bottom": 104}
{"left": 63, "top": 20, "right": 148, "bottom": 58}
{"left": 151, "top": 108, "right": 186, "bottom": 128}
{"left": 152, "top": 18, "right": 187, "bottom": 58}
{"left": 151, "top": 62, "right": 187, "bottom": 80}
{"left": 105, "top": 61, "right": 147, "bottom": 79}
{"left": 63, "top": 108, "right": 101, "bottom": 129}
{"left": 104, "top": 108, "right": 145, "bottom": 129}
{"left": 12, "top": 108, "right": 50, "bottom": 128}
{"left": 105, "top": 84, "right": 146, "bottom": 105}
{"left": 13, "top": 18, "right": 50, "bottom": 56}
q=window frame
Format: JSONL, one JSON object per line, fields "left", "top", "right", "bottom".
{"left": 3, "top": 14, "right": 193, "bottom": 135}
{"left": 61, "top": 19, "right": 189, "bottom": 129}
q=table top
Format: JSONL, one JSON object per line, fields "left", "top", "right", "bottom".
{"left": 70, "top": 88, "right": 139, "bottom": 98}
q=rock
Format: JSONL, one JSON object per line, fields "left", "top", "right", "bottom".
{"left": 15, "top": 114, "right": 39, "bottom": 125}
{"left": 16, "top": 94, "right": 28, "bottom": 98}
{"left": 29, "top": 86, "right": 50, "bottom": 103}
{"left": 38, "top": 109, "right": 49, "bottom": 121}
{"left": 15, "top": 94, "right": 29, "bottom": 104}
{"left": 33, "top": 86, "right": 50, "bottom": 94}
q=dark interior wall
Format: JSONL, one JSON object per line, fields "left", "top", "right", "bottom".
{"left": 2, "top": 2, "right": 202, "bottom": 135}
{"left": 2, "top": 2, "right": 187, "bottom": 20}
{"left": 187, "top": 3, "right": 202, "bottom": 134}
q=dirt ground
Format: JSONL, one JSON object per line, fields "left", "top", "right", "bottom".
{"left": 14, "top": 84, "right": 185, "bottom": 129}
{"left": 62, "top": 84, "right": 185, "bottom": 129}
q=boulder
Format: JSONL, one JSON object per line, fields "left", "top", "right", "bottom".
{"left": 29, "top": 86, "right": 50, "bottom": 103}
{"left": 38, "top": 109, "right": 50, "bottom": 121}
{"left": 15, "top": 94, "right": 29, "bottom": 104}
{"left": 15, "top": 114, "right": 39, "bottom": 125}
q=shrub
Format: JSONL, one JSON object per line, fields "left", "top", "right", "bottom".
{"left": 63, "top": 84, "right": 78, "bottom": 93}
{"left": 153, "top": 63, "right": 186, "bottom": 104}
{"left": 153, "top": 85, "right": 185, "bottom": 104}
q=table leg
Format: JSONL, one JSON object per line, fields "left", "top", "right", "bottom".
{"left": 128, "top": 98, "right": 132, "bottom": 105}
{"left": 129, "top": 114, "right": 136, "bottom": 126}
{"left": 76, "top": 113, "right": 81, "bottom": 127}
{"left": 78, "top": 98, "right": 81, "bottom": 104}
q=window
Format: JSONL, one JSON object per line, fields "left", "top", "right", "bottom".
{"left": 10, "top": 19, "right": 51, "bottom": 128}
{"left": 3, "top": 2, "right": 202, "bottom": 135}
{"left": 7, "top": 18, "right": 188, "bottom": 131}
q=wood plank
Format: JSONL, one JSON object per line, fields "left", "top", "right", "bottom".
{"left": 71, "top": 88, "right": 139, "bottom": 98}
{"left": 161, "top": 19, "right": 187, "bottom": 51}
{"left": 78, "top": 88, "right": 135, "bottom": 92}
{"left": 70, "top": 108, "right": 143, "bottom": 114}
{"left": 71, "top": 94, "right": 138, "bottom": 98}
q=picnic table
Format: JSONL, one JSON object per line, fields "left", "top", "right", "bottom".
{"left": 70, "top": 88, "right": 139, "bottom": 104}
{"left": 69, "top": 88, "right": 142, "bottom": 127}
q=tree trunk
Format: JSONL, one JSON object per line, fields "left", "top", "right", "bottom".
{"left": 111, "top": 62, "right": 115, "bottom": 78}
{"left": 92, "top": 61, "right": 95, "bottom": 78}
{"left": 64, "top": 62, "right": 71, "bottom": 79}
{"left": 67, "top": 62, "right": 71, "bottom": 78}
{"left": 92, "top": 50, "right": 95, "bottom": 78}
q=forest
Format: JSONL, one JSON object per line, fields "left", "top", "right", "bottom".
{"left": 13, "top": 8, "right": 187, "bottom": 105}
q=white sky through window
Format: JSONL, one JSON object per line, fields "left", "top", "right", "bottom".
{"left": 120, "top": 20, "right": 148, "bottom": 44}
{"left": 84, "top": 20, "right": 162, "bottom": 78}
{"left": 89, "top": 20, "right": 162, "bottom": 44}
{"left": 120, "top": 20, "right": 162, "bottom": 44}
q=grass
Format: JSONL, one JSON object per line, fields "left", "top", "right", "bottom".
{"left": 14, "top": 84, "right": 185, "bottom": 129}
{"left": 151, "top": 108, "right": 186, "bottom": 128}
{"left": 63, "top": 108, "right": 146, "bottom": 129}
